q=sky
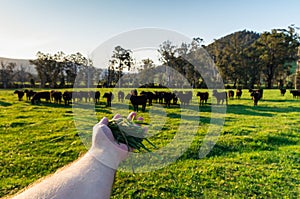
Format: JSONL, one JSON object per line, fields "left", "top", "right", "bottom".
{"left": 0, "top": 0, "right": 299, "bottom": 61}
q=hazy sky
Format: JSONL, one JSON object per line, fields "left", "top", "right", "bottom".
{"left": 0, "top": 0, "right": 299, "bottom": 59}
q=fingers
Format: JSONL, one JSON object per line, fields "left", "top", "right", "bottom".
{"left": 113, "top": 114, "right": 122, "bottom": 120}
{"left": 118, "top": 143, "right": 133, "bottom": 152}
{"left": 127, "top": 112, "right": 137, "bottom": 120}
{"left": 93, "top": 124, "right": 132, "bottom": 153}
{"left": 99, "top": 124, "right": 115, "bottom": 142}
{"left": 99, "top": 117, "right": 109, "bottom": 125}
{"left": 99, "top": 112, "right": 139, "bottom": 125}
{"left": 137, "top": 116, "right": 143, "bottom": 121}
{"left": 138, "top": 117, "right": 148, "bottom": 134}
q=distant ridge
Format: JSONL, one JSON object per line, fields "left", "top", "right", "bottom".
{"left": 0, "top": 57, "right": 36, "bottom": 73}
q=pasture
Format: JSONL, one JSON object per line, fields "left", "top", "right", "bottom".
{"left": 0, "top": 89, "right": 299, "bottom": 198}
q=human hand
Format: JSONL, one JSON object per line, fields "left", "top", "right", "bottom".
{"left": 88, "top": 112, "right": 143, "bottom": 170}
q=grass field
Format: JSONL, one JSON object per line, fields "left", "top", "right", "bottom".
{"left": 0, "top": 88, "right": 299, "bottom": 198}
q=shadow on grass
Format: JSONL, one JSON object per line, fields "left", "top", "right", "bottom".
{"left": 167, "top": 112, "right": 214, "bottom": 125}
{"left": 199, "top": 104, "right": 300, "bottom": 117}
{"left": 261, "top": 98, "right": 300, "bottom": 103}
{"left": 180, "top": 133, "right": 299, "bottom": 160}
{"left": 0, "top": 100, "right": 12, "bottom": 107}
{"left": 27, "top": 101, "right": 114, "bottom": 114}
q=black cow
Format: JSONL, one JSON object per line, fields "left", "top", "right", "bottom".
{"left": 155, "top": 91, "right": 164, "bottom": 104}
{"left": 130, "top": 95, "right": 147, "bottom": 112}
{"left": 118, "top": 91, "right": 125, "bottom": 103}
{"left": 103, "top": 92, "right": 114, "bottom": 107}
{"left": 163, "top": 92, "right": 176, "bottom": 108}
{"left": 51, "top": 91, "right": 62, "bottom": 104}
{"left": 24, "top": 89, "right": 36, "bottom": 101}
{"left": 197, "top": 92, "right": 209, "bottom": 106}
{"left": 63, "top": 91, "right": 72, "bottom": 106}
{"left": 249, "top": 89, "right": 263, "bottom": 99}
{"left": 152, "top": 92, "right": 159, "bottom": 103}
{"left": 140, "top": 91, "right": 155, "bottom": 106}
{"left": 251, "top": 90, "right": 262, "bottom": 106}
{"left": 94, "top": 91, "right": 100, "bottom": 104}
{"left": 228, "top": 90, "right": 234, "bottom": 99}
{"left": 31, "top": 92, "right": 51, "bottom": 104}
{"left": 14, "top": 90, "right": 24, "bottom": 101}
{"left": 236, "top": 89, "right": 242, "bottom": 99}
{"left": 290, "top": 90, "right": 300, "bottom": 98}
{"left": 80, "top": 91, "right": 90, "bottom": 102}
{"left": 279, "top": 88, "right": 286, "bottom": 96}
{"left": 212, "top": 90, "right": 227, "bottom": 105}
{"left": 177, "top": 91, "right": 192, "bottom": 107}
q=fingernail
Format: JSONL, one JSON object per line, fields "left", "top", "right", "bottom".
{"left": 99, "top": 117, "right": 109, "bottom": 125}
{"left": 127, "top": 112, "right": 136, "bottom": 120}
{"left": 113, "top": 114, "right": 122, "bottom": 120}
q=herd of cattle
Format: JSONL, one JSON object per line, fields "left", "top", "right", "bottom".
{"left": 13, "top": 88, "right": 300, "bottom": 111}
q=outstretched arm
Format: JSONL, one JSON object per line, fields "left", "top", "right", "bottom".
{"left": 12, "top": 113, "right": 137, "bottom": 199}
{"left": 13, "top": 152, "right": 116, "bottom": 199}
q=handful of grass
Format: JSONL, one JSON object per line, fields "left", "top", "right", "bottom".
{"left": 108, "top": 117, "right": 156, "bottom": 152}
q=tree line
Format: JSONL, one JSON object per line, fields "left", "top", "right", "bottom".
{"left": 205, "top": 25, "right": 300, "bottom": 89}
{"left": 0, "top": 61, "right": 36, "bottom": 89}
{"left": 105, "top": 26, "right": 300, "bottom": 89}
{"left": 29, "top": 51, "right": 103, "bottom": 88}
{"left": 1, "top": 26, "right": 299, "bottom": 89}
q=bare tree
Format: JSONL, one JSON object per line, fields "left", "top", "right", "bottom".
{"left": 0, "top": 61, "right": 16, "bottom": 88}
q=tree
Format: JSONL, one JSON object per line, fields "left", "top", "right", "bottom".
{"left": 158, "top": 41, "right": 177, "bottom": 87}
{"left": 64, "top": 52, "right": 88, "bottom": 86}
{"left": 204, "top": 30, "right": 260, "bottom": 87}
{"left": 0, "top": 61, "right": 16, "bottom": 88}
{"left": 242, "top": 45, "right": 262, "bottom": 88}
{"left": 14, "top": 65, "right": 35, "bottom": 87}
{"left": 109, "top": 46, "right": 133, "bottom": 87}
{"left": 136, "top": 58, "right": 156, "bottom": 86}
{"left": 158, "top": 39, "right": 205, "bottom": 88}
{"left": 30, "top": 52, "right": 63, "bottom": 88}
{"left": 30, "top": 51, "right": 95, "bottom": 88}
{"left": 254, "top": 26, "right": 300, "bottom": 88}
